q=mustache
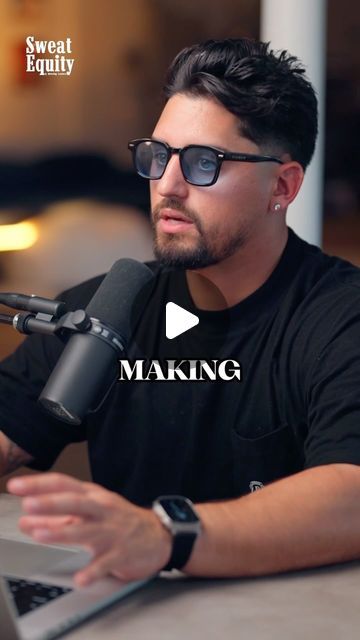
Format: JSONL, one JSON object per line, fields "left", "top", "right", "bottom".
{"left": 152, "top": 199, "right": 201, "bottom": 229}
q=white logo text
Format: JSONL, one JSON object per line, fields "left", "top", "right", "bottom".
{"left": 26, "top": 36, "right": 74, "bottom": 76}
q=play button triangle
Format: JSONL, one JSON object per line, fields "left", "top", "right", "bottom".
{"left": 166, "top": 302, "right": 199, "bottom": 339}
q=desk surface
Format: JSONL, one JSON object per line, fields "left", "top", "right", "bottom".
{"left": 1, "top": 493, "right": 360, "bottom": 640}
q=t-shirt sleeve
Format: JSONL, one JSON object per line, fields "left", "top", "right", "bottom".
{"left": 0, "top": 275, "right": 104, "bottom": 470}
{"left": 303, "top": 285, "right": 360, "bottom": 468}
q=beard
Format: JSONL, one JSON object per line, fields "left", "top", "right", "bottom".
{"left": 151, "top": 198, "right": 248, "bottom": 269}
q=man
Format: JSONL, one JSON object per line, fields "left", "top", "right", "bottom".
{"left": 2, "top": 38, "right": 360, "bottom": 587}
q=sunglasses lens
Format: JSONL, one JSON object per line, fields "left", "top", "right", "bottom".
{"left": 133, "top": 141, "right": 168, "bottom": 179}
{"left": 130, "top": 141, "right": 219, "bottom": 185}
{"left": 181, "top": 147, "right": 218, "bottom": 185}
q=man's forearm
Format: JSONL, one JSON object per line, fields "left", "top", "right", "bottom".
{"left": 185, "top": 463, "right": 360, "bottom": 577}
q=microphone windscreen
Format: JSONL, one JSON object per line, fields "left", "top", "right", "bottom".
{"left": 85, "top": 258, "right": 154, "bottom": 340}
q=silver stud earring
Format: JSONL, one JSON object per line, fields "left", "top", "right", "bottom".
{"left": 274, "top": 203, "right": 281, "bottom": 211}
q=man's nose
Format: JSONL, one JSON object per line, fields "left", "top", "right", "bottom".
{"left": 156, "top": 154, "right": 189, "bottom": 199}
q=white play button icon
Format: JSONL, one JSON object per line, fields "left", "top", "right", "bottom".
{"left": 166, "top": 302, "right": 199, "bottom": 339}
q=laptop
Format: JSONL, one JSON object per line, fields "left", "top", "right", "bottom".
{"left": 0, "top": 537, "right": 151, "bottom": 640}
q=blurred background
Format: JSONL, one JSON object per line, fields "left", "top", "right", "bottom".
{"left": 0, "top": 0, "right": 359, "bottom": 484}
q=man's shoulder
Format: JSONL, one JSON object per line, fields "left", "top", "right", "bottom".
{"left": 282, "top": 238, "right": 360, "bottom": 362}
{"left": 275, "top": 234, "right": 360, "bottom": 353}
{"left": 290, "top": 230, "right": 360, "bottom": 301}
{"left": 305, "top": 247, "right": 360, "bottom": 304}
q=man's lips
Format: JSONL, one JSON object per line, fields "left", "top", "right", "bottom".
{"left": 157, "top": 208, "right": 196, "bottom": 234}
{"left": 159, "top": 208, "right": 194, "bottom": 224}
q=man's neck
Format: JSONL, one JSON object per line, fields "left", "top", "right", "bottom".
{"left": 186, "top": 227, "right": 289, "bottom": 310}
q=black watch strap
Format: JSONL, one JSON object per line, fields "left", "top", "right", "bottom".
{"left": 163, "top": 532, "right": 197, "bottom": 571}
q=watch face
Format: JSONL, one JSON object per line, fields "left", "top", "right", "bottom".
{"left": 160, "top": 497, "right": 198, "bottom": 523}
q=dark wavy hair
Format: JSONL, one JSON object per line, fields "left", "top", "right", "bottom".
{"left": 164, "top": 38, "right": 318, "bottom": 170}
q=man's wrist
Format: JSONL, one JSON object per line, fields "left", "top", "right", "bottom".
{"left": 152, "top": 495, "right": 201, "bottom": 571}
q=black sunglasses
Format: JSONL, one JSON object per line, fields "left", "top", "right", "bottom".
{"left": 128, "top": 138, "right": 283, "bottom": 187}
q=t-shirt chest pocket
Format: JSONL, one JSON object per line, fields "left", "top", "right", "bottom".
{"left": 231, "top": 423, "right": 304, "bottom": 496}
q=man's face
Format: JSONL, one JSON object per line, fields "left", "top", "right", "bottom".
{"left": 150, "top": 93, "right": 279, "bottom": 269}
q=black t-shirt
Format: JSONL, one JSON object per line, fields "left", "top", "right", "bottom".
{"left": 1, "top": 228, "right": 360, "bottom": 506}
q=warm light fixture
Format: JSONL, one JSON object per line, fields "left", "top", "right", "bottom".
{"left": 0, "top": 222, "right": 38, "bottom": 251}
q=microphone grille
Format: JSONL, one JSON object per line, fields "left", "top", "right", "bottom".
{"left": 85, "top": 258, "right": 154, "bottom": 339}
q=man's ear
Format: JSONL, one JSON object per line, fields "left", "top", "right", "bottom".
{"left": 269, "top": 161, "right": 304, "bottom": 213}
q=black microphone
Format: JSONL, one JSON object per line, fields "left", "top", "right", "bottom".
{"left": 38, "top": 258, "right": 154, "bottom": 425}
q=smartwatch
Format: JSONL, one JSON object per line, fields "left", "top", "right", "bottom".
{"left": 152, "top": 495, "right": 201, "bottom": 571}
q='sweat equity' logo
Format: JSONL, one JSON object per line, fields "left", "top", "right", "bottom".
{"left": 118, "top": 359, "right": 242, "bottom": 382}
{"left": 25, "top": 36, "right": 74, "bottom": 76}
